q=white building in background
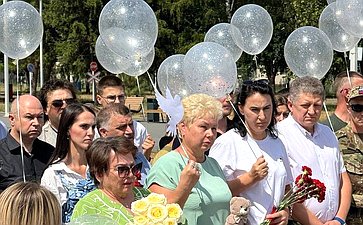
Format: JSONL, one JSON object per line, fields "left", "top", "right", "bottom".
{"left": 275, "top": 72, "right": 289, "bottom": 86}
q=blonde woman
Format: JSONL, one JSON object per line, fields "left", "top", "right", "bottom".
{"left": 0, "top": 182, "right": 61, "bottom": 225}
{"left": 146, "top": 94, "right": 232, "bottom": 225}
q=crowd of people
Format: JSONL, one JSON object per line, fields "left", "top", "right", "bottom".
{"left": 0, "top": 72, "right": 362, "bottom": 225}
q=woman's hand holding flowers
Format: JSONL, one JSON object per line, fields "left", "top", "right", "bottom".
{"left": 265, "top": 207, "right": 289, "bottom": 225}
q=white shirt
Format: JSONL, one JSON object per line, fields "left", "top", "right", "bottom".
{"left": 209, "top": 129, "right": 293, "bottom": 225}
{"left": 0, "top": 120, "right": 7, "bottom": 140}
{"left": 276, "top": 115, "right": 345, "bottom": 223}
{"left": 41, "top": 162, "right": 93, "bottom": 206}
{"left": 38, "top": 121, "right": 58, "bottom": 147}
{"left": 133, "top": 121, "right": 147, "bottom": 151}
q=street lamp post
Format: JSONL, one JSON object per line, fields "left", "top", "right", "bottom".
{"left": 39, "top": 0, "right": 43, "bottom": 87}
{"left": 3, "top": 0, "right": 9, "bottom": 116}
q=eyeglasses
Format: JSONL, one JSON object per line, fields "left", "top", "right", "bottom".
{"left": 102, "top": 95, "right": 126, "bottom": 103}
{"left": 114, "top": 162, "right": 142, "bottom": 178}
{"left": 51, "top": 98, "right": 76, "bottom": 108}
{"left": 350, "top": 104, "right": 363, "bottom": 113}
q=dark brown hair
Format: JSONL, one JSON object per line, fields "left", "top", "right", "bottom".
{"left": 87, "top": 136, "right": 137, "bottom": 186}
{"left": 97, "top": 75, "right": 125, "bottom": 95}
{"left": 48, "top": 103, "right": 96, "bottom": 165}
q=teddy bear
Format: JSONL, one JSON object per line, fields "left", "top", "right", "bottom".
{"left": 225, "top": 196, "right": 251, "bottom": 225}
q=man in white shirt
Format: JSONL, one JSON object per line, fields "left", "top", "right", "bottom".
{"left": 277, "top": 76, "right": 351, "bottom": 225}
{"left": 96, "top": 75, "right": 155, "bottom": 160}
{"left": 96, "top": 103, "right": 151, "bottom": 186}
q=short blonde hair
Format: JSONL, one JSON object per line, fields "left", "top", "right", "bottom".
{"left": 181, "top": 93, "right": 223, "bottom": 126}
{"left": 0, "top": 182, "right": 61, "bottom": 225}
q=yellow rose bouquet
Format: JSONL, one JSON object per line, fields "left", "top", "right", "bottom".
{"left": 128, "top": 193, "right": 184, "bottom": 225}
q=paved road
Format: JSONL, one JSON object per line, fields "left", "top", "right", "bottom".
{"left": 140, "top": 121, "right": 167, "bottom": 150}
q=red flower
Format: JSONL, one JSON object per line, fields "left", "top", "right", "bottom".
{"left": 312, "top": 179, "right": 326, "bottom": 202}
{"left": 294, "top": 173, "right": 313, "bottom": 187}
{"left": 261, "top": 166, "right": 326, "bottom": 225}
{"left": 133, "top": 170, "right": 143, "bottom": 187}
{"left": 302, "top": 166, "right": 312, "bottom": 176}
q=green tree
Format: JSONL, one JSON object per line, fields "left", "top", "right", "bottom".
{"left": 43, "top": 0, "right": 103, "bottom": 81}
{"left": 0, "top": 0, "right": 350, "bottom": 96}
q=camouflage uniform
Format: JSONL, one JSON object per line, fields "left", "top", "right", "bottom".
{"left": 336, "top": 124, "right": 363, "bottom": 224}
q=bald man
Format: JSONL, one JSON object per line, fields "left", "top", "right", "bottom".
{"left": 0, "top": 95, "right": 54, "bottom": 192}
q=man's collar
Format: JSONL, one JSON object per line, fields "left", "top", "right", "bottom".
{"left": 6, "top": 133, "right": 21, "bottom": 151}
{"left": 288, "top": 115, "right": 319, "bottom": 137}
{"left": 44, "top": 120, "right": 58, "bottom": 133}
{"left": 7, "top": 132, "right": 38, "bottom": 154}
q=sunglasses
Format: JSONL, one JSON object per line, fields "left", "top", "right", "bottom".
{"left": 115, "top": 162, "right": 142, "bottom": 178}
{"left": 103, "top": 95, "right": 126, "bottom": 103}
{"left": 276, "top": 111, "right": 290, "bottom": 118}
{"left": 350, "top": 104, "right": 363, "bottom": 113}
{"left": 51, "top": 98, "right": 76, "bottom": 108}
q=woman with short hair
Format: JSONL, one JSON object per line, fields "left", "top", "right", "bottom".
{"left": 71, "top": 136, "right": 149, "bottom": 224}
{"left": 146, "top": 93, "right": 232, "bottom": 225}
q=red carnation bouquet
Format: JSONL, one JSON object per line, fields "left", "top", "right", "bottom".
{"left": 261, "top": 166, "right": 326, "bottom": 225}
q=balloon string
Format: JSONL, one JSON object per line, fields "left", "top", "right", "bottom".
{"left": 16, "top": 59, "right": 26, "bottom": 182}
{"left": 253, "top": 55, "right": 259, "bottom": 78}
{"left": 146, "top": 71, "right": 157, "bottom": 90}
{"left": 228, "top": 99, "right": 277, "bottom": 207}
{"left": 228, "top": 99, "right": 256, "bottom": 158}
{"left": 323, "top": 101, "right": 334, "bottom": 132}
{"left": 135, "top": 76, "right": 146, "bottom": 120}
{"left": 136, "top": 76, "right": 141, "bottom": 95}
{"left": 343, "top": 52, "right": 352, "bottom": 87}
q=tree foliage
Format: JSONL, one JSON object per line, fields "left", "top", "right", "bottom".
{"left": 0, "top": 0, "right": 351, "bottom": 94}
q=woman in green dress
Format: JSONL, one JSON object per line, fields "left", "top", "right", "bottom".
{"left": 71, "top": 136, "right": 149, "bottom": 224}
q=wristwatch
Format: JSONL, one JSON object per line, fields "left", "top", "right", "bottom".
{"left": 333, "top": 216, "right": 346, "bottom": 225}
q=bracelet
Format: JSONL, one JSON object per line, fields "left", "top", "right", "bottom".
{"left": 333, "top": 216, "right": 346, "bottom": 225}
{"left": 287, "top": 205, "right": 293, "bottom": 218}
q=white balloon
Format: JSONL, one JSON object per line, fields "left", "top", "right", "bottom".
{"left": 157, "top": 54, "right": 190, "bottom": 98}
{"left": 327, "top": 0, "right": 336, "bottom": 4}
{"left": 284, "top": 26, "right": 333, "bottom": 79}
{"left": 0, "top": 1, "right": 43, "bottom": 59}
{"left": 231, "top": 4, "right": 273, "bottom": 55}
{"left": 336, "top": 0, "right": 363, "bottom": 38}
{"left": 183, "top": 42, "right": 237, "bottom": 98}
{"left": 99, "top": 0, "right": 158, "bottom": 58}
{"left": 319, "top": 3, "right": 360, "bottom": 52}
{"left": 100, "top": 27, "right": 154, "bottom": 60}
{"left": 204, "top": 23, "right": 243, "bottom": 62}
{"left": 123, "top": 48, "right": 155, "bottom": 77}
{"left": 95, "top": 36, "right": 130, "bottom": 74}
